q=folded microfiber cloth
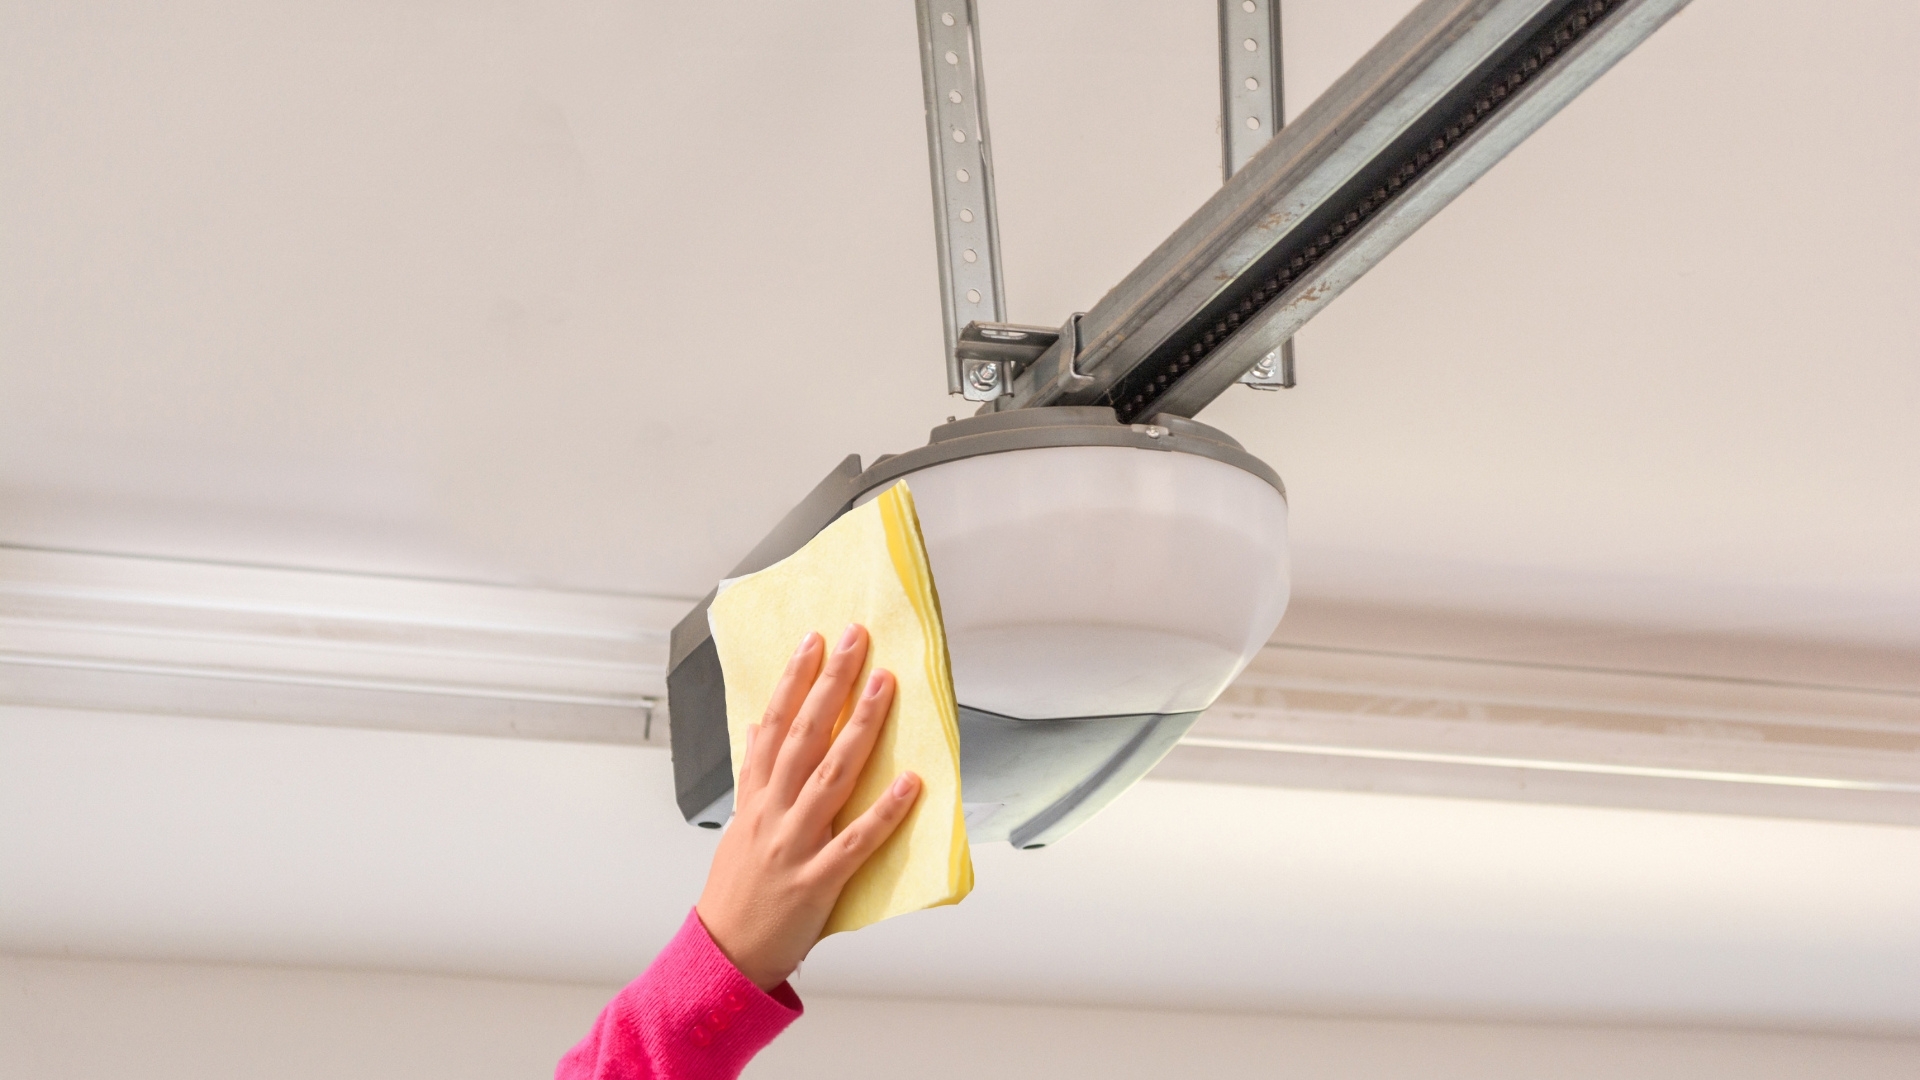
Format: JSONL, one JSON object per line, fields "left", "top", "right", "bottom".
{"left": 707, "top": 480, "right": 972, "bottom": 937}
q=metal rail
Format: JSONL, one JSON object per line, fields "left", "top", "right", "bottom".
{"left": 1003, "top": 0, "right": 1691, "bottom": 420}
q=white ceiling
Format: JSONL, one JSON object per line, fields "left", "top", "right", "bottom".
{"left": 3, "top": 0, "right": 1914, "bottom": 645}
{"left": 3, "top": 0, "right": 1917, "bottom": 1032}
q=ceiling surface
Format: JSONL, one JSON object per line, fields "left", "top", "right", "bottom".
{"left": 2, "top": 0, "right": 1917, "bottom": 1033}
{"left": 4, "top": 0, "right": 1914, "bottom": 644}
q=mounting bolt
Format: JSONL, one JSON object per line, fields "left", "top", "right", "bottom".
{"left": 1248, "top": 355, "right": 1277, "bottom": 379}
{"left": 966, "top": 362, "right": 1001, "bottom": 393}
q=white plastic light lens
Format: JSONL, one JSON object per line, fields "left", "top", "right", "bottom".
{"left": 896, "top": 445, "right": 1289, "bottom": 720}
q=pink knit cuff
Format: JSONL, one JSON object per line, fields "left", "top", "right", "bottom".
{"left": 614, "top": 908, "right": 803, "bottom": 1078}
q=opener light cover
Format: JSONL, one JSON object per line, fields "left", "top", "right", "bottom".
{"left": 885, "top": 444, "right": 1290, "bottom": 720}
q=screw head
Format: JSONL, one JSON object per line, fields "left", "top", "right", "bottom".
{"left": 966, "top": 363, "right": 1000, "bottom": 392}
{"left": 1249, "top": 356, "right": 1277, "bottom": 378}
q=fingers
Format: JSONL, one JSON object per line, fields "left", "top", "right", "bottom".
{"left": 789, "top": 668, "right": 895, "bottom": 832}
{"left": 813, "top": 772, "right": 921, "bottom": 887}
{"left": 767, "top": 623, "right": 868, "bottom": 803}
{"left": 740, "top": 632, "right": 822, "bottom": 801}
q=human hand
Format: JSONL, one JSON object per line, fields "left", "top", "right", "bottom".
{"left": 695, "top": 624, "right": 923, "bottom": 990}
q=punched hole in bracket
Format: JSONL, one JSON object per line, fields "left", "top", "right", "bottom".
{"left": 963, "top": 248, "right": 977, "bottom": 263}
{"left": 956, "top": 168, "right": 970, "bottom": 182}
{"left": 966, "top": 289, "right": 981, "bottom": 303}
{"left": 952, "top": 128, "right": 966, "bottom": 142}
{"left": 941, "top": 12, "right": 955, "bottom": 26}
{"left": 1243, "top": 37, "right": 1258, "bottom": 51}
{"left": 959, "top": 208, "right": 974, "bottom": 222}
{"left": 949, "top": 89, "right": 962, "bottom": 103}
{"left": 944, "top": 49, "right": 959, "bottom": 65}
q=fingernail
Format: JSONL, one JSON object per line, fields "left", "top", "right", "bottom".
{"left": 795, "top": 631, "right": 820, "bottom": 657}
{"left": 891, "top": 772, "right": 919, "bottom": 798}
{"left": 838, "top": 623, "right": 862, "bottom": 651}
{"left": 864, "top": 670, "right": 890, "bottom": 698}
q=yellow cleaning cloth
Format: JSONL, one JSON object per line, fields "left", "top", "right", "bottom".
{"left": 707, "top": 480, "right": 972, "bottom": 937}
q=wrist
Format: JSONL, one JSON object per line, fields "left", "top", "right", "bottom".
{"left": 694, "top": 905, "right": 791, "bottom": 991}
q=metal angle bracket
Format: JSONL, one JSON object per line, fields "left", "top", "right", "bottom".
{"left": 1221, "top": 0, "right": 1297, "bottom": 391}
{"left": 916, "top": 1, "right": 1010, "bottom": 400}
{"left": 956, "top": 320, "right": 1060, "bottom": 399}
{"left": 980, "top": 312, "right": 1091, "bottom": 414}
{"left": 1242, "top": 339, "right": 1296, "bottom": 390}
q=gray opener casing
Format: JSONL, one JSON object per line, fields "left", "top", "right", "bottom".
{"left": 666, "top": 406, "right": 1284, "bottom": 848}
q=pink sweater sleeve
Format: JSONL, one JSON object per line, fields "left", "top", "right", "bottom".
{"left": 556, "top": 908, "right": 803, "bottom": 1080}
